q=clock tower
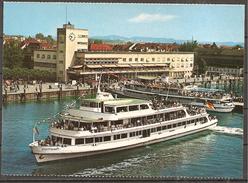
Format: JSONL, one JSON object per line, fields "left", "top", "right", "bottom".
{"left": 56, "top": 23, "right": 88, "bottom": 82}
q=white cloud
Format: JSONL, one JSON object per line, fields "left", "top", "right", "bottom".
{"left": 128, "top": 13, "right": 176, "bottom": 23}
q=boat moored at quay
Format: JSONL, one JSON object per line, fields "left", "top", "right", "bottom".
{"left": 29, "top": 86, "right": 218, "bottom": 163}
{"left": 109, "top": 81, "right": 235, "bottom": 113}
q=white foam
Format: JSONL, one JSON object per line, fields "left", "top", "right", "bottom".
{"left": 209, "top": 126, "right": 243, "bottom": 136}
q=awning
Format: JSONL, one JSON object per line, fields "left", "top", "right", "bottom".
{"left": 137, "top": 76, "right": 158, "bottom": 80}
{"left": 130, "top": 64, "right": 144, "bottom": 67}
{"left": 116, "top": 64, "right": 131, "bottom": 67}
{"left": 154, "top": 63, "right": 170, "bottom": 66}
{"left": 142, "top": 63, "right": 155, "bottom": 67}
{"left": 71, "top": 65, "right": 83, "bottom": 69}
{"left": 101, "top": 64, "right": 117, "bottom": 68}
{"left": 86, "top": 65, "right": 102, "bottom": 68}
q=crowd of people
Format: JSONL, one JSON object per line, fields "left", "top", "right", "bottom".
{"left": 178, "top": 90, "right": 230, "bottom": 100}
{"left": 150, "top": 96, "right": 181, "bottom": 110}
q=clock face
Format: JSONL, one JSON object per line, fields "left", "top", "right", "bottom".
{"left": 69, "top": 33, "right": 76, "bottom": 41}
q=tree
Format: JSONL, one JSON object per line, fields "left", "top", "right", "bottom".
{"left": 35, "top": 33, "right": 45, "bottom": 40}
{"left": 3, "top": 67, "right": 56, "bottom": 82}
{"left": 234, "top": 44, "right": 243, "bottom": 49}
{"left": 93, "top": 39, "right": 103, "bottom": 44}
{"left": 211, "top": 42, "right": 218, "bottom": 49}
{"left": 3, "top": 40, "right": 24, "bottom": 69}
{"left": 179, "top": 40, "right": 198, "bottom": 52}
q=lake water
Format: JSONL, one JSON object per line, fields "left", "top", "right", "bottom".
{"left": 1, "top": 96, "right": 243, "bottom": 178}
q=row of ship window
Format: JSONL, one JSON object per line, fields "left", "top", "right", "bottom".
{"left": 85, "top": 61, "right": 118, "bottom": 65}
{"left": 122, "top": 58, "right": 193, "bottom": 62}
{"left": 52, "top": 117, "right": 208, "bottom": 146}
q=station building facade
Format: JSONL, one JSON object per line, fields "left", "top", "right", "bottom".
{"left": 68, "top": 52, "right": 194, "bottom": 82}
{"left": 34, "top": 23, "right": 194, "bottom": 82}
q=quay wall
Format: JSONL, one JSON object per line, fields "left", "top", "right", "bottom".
{"left": 3, "top": 88, "right": 94, "bottom": 103}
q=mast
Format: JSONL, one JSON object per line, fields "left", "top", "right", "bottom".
{"left": 97, "top": 72, "right": 102, "bottom": 93}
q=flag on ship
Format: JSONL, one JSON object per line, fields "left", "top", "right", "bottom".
{"left": 205, "top": 101, "right": 215, "bottom": 109}
{"left": 33, "top": 127, "right": 39, "bottom": 135}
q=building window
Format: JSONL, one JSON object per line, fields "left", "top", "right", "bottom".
{"left": 135, "top": 58, "right": 138, "bottom": 62}
{"left": 75, "top": 138, "right": 84, "bottom": 145}
{"left": 60, "top": 50, "right": 63, "bottom": 53}
{"left": 41, "top": 54, "right": 45, "bottom": 59}
{"left": 77, "top": 42, "right": 87, "bottom": 45}
{"left": 53, "top": 55, "right": 56, "bottom": 59}
{"left": 152, "top": 58, "right": 155, "bottom": 61}
{"left": 63, "top": 138, "right": 71, "bottom": 145}
{"left": 123, "top": 58, "right": 126, "bottom": 62}
{"left": 114, "top": 134, "right": 121, "bottom": 140}
{"left": 34, "top": 62, "right": 56, "bottom": 68}
{"left": 37, "top": 54, "right": 40, "bottom": 58}
{"left": 181, "top": 64, "right": 184, "bottom": 68}
{"left": 190, "top": 63, "right": 193, "bottom": 67}
{"left": 129, "top": 58, "right": 132, "bottom": 62}
{"left": 47, "top": 55, "right": 51, "bottom": 59}
{"left": 95, "top": 137, "right": 103, "bottom": 143}
{"left": 85, "top": 138, "right": 93, "bottom": 144}
{"left": 78, "top": 35, "right": 88, "bottom": 38}
{"left": 59, "top": 71, "right": 63, "bottom": 74}
{"left": 140, "top": 58, "right": 144, "bottom": 61}
{"left": 59, "top": 60, "right": 63, "bottom": 64}
{"left": 104, "top": 136, "right": 111, "bottom": 141}
{"left": 59, "top": 36, "right": 64, "bottom": 42}
{"left": 121, "top": 133, "right": 127, "bottom": 138}
{"left": 167, "top": 58, "right": 170, "bottom": 61}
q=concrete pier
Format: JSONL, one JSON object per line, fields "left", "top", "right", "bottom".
{"left": 2, "top": 83, "right": 93, "bottom": 103}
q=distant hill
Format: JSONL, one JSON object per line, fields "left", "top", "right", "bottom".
{"left": 91, "top": 35, "right": 244, "bottom": 47}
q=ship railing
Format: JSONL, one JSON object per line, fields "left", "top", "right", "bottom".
{"left": 208, "top": 115, "right": 217, "bottom": 121}
{"left": 37, "top": 138, "right": 68, "bottom": 147}
{"left": 186, "top": 106, "right": 206, "bottom": 116}
{"left": 50, "top": 113, "right": 187, "bottom": 134}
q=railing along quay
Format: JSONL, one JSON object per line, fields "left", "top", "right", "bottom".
{"left": 2, "top": 83, "right": 95, "bottom": 103}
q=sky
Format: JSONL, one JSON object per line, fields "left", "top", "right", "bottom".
{"left": 4, "top": 2, "right": 245, "bottom": 43}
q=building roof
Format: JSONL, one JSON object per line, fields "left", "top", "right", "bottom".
{"left": 89, "top": 43, "right": 113, "bottom": 51}
{"left": 21, "top": 38, "right": 55, "bottom": 50}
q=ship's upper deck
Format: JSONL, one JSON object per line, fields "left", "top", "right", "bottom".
{"left": 82, "top": 98, "right": 149, "bottom": 107}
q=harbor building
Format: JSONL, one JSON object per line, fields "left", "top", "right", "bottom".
{"left": 33, "top": 50, "right": 57, "bottom": 74}
{"left": 34, "top": 23, "right": 194, "bottom": 82}
{"left": 34, "top": 23, "right": 89, "bottom": 81}
{"left": 206, "top": 66, "right": 243, "bottom": 76}
{"left": 68, "top": 52, "right": 194, "bottom": 82}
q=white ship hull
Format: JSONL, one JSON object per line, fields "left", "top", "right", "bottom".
{"left": 190, "top": 102, "right": 235, "bottom": 113}
{"left": 30, "top": 119, "right": 217, "bottom": 163}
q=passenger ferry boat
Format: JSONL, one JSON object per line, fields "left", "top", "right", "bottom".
{"left": 29, "top": 86, "right": 218, "bottom": 163}
{"left": 110, "top": 83, "right": 235, "bottom": 113}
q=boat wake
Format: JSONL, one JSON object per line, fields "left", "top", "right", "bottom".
{"left": 209, "top": 126, "right": 243, "bottom": 136}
